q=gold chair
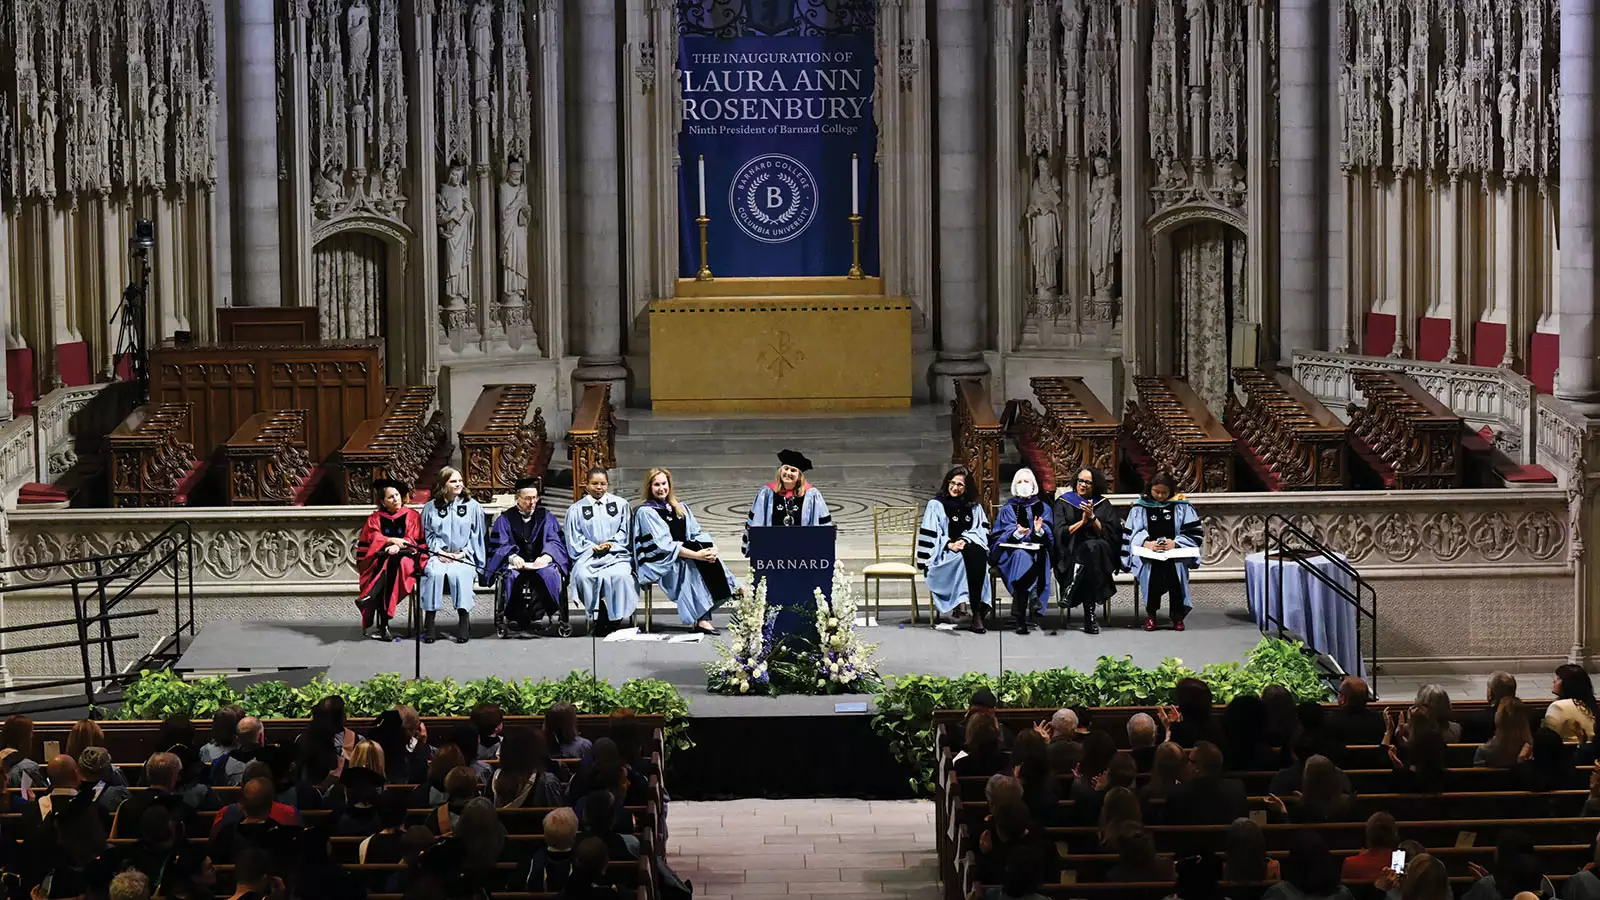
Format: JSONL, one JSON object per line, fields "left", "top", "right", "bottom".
{"left": 863, "top": 505, "right": 924, "bottom": 624}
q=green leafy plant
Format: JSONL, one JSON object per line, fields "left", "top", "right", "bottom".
{"left": 871, "top": 637, "right": 1332, "bottom": 794}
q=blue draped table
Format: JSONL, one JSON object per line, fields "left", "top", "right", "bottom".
{"left": 1243, "top": 551, "right": 1365, "bottom": 678}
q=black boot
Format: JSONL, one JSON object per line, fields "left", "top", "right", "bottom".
{"left": 422, "top": 611, "right": 438, "bottom": 644}
{"left": 1083, "top": 603, "right": 1101, "bottom": 635}
{"left": 970, "top": 604, "right": 988, "bottom": 635}
{"left": 370, "top": 613, "right": 392, "bottom": 642}
{"left": 452, "top": 609, "right": 470, "bottom": 644}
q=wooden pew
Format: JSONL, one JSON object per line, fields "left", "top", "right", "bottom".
{"left": 951, "top": 377, "right": 1003, "bottom": 513}
{"left": 149, "top": 339, "right": 386, "bottom": 463}
{"left": 108, "top": 403, "right": 202, "bottom": 508}
{"left": 340, "top": 386, "right": 447, "bottom": 504}
{"left": 458, "top": 384, "right": 553, "bottom": 502}
{"left": 222, "top": 409, "right": 314, "bottom": 505}
{"left": 567, "top": 382, "right": 618, "bottom": 500}
{"left": 1227, "top": 368, "right": 1348, "bottom": 490}
{"left": 1349, "top": 369, "right": 1464, "bottom": 489}
{"left": 1004, "top": 376, "right": 1121, "bottom": 493}
{"left": 1123, "top": 377, "right": 1234, "bottom": 492}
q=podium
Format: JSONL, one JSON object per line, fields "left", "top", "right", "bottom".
{"left": 747, "top": 525, "right": 837, "bottom": 638}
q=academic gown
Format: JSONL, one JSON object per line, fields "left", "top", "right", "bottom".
{"left": 990, "top": 497, "right": 1052, "bottom": 613}
{"left": 487, "top": 507, "right": 571, "bottom": 619}
{"left": 741, "top": 483, "right": 832, "bottom": 556}
{"left": 633, "top": 500, "right": 737, "bottom": 626}
{"left": 1120, "top": 498, "right": 1204, "bottom": 608}
{"left": 1053, "top": 490, "right": 1123, "bottom": 609}
{"left": 564, "top": 493, "right": 639, "bottom": 621}
{"left": 356, "top": 507, "right": 426, "bottom": 627}
{"left": 916, "top": 499, "right": 993, "bottom": 614}
{"left": 418, "top": 496, "right": 486, "bottom": 612}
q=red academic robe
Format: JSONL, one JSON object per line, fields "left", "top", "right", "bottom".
{"left": 357, "top": 508, "right": 426, "bottom": 626}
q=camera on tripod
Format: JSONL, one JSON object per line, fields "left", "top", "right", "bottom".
{"left": 114, "top": 219, "right": 156, "bottom": 404}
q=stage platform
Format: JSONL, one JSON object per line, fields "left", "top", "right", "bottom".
{"left": 175, "top": 608, "right": 1267, "bottom": 718}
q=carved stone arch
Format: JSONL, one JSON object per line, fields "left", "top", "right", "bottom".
{"left": 1144, "top": 205, "right": 1250, "bottom": 417}
{"left": 310, "top": 217, "right": 415, "bottom": 379}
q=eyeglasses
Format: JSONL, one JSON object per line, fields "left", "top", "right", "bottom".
{"left": 1076, "top": 478, "right": 1094, "bottom": 485}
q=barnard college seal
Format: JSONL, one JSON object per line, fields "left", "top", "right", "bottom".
{"left": 728, "top": 153, "right": 818, "bottom": 244}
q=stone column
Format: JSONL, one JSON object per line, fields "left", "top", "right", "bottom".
{"left": 210, "top": 0, "right": 234, "bottom": 313}
{"left": 929, "top": 0, "right": 990, "bottom": 397}
{"left": 1561, "top": 0, "right": 1600, "bottom": 404}
{"left": 1277, "top": 0, "right": 1325, "bottom": 362}
{"left": 568, "top": 0, "right": 627, "bottom": 396}
{"left": 229, "top": 0, "right": 282, "bottom": 307}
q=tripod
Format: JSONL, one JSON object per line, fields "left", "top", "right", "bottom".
{"left": 112, "top": 225, "right": 154, "bottom": 404}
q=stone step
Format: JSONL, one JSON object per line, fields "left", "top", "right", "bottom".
{"left": 614, "top": 432, "right": 951, "bottom": 456}
{"left": 617, "top": 409, "right": 949, "bottom": 437}
{"left": 612, "top": 458, "right": 952, "bottom": 488}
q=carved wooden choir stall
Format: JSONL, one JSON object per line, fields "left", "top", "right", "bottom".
{"left": 951, "top": 378, "right": 1003, "bottom": 513}
{"left": 108, "top": 404, "right": 202, "bottom": 509}
{"left": 1349, "top": 369, "right": 1464, "bottom": 490}
{"left": 1226, "top": 368, "right": 1349, "bottom": 490}
{"left": 1003, "top": 376, "right": 1121, "bottom": 493}
{"left": 339, "top": 386, "right": 448, "bottom": 505}
{"left": 457, "top": 384, "right": 553, "bottom": 502}
{"left": 565, "top": 383, "right": 617, "bottom": 500}
{"left": 1123, "top": 376, "right": 1236, "bottom": 493}
{"left": 223, "top": 409, "right": 315, "bottom": 506}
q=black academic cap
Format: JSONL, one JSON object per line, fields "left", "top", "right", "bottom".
{"left": 777, "top": 449, "right": 813, "bottom": 472}
{"left": 514, "top": 476, "right": 543, "bottom": 492}
{"left": 339, "top": 764, "right": 387, "bottom": 792}
{"left": 256, "top": 743, "right": 296, "bottom": 782}
{"left": 970, "top": 687, "right": 998, "bottom": 708}
{"left": 373, "top": 478, "right": 410, "bottom": 500}
{"left": 419, "top": 835, "right": 468, "bottom": 876}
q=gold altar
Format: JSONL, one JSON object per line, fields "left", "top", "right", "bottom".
{"left": 649, "top": 277, "right": 912, "bottom": 412}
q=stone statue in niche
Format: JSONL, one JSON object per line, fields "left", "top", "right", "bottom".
{"left": 1436, "top": 70, "right": 1461, "bottom": 173}
{"left": 438, "top": 163, "right": 475, "bottom": 310}
{"left": 1186, "top": 0, "right": 1211, "bottom": 94}
{"left": 1088, "top": 157, "right": 1121, "bottom": 302}
{"left": 471, "top": 0, "right": 494, "bottom": 105}
{"left": 347, "top": 0, "right": 372, "bottom": 104}
{"left": 1025, "top": 156, "right": 1061, "bottom": 304}
{"left": 1386, "top": 66, "right": 1408, "bottom": 170}
{"left": 499, "top": 157, "right": 530, "bottom": 308}
{"left": 1497, "top": 76, "right": 1517, "bottom": 168}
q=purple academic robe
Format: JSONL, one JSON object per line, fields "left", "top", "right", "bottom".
{"left": 487, "top": 506, "right": 571, "bottom": 607}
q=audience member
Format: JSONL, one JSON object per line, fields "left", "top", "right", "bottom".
{"left": 1138, "top": 741, "right": 1186, "bottom": 817}
{"left": 1224, "top": 816, "right": 1278, "bottom": 882}
{"left": 1262, "top": 685, "right": 1301, "bottom": 755}
{"left": 955, "top": 712, "right": 1008, "bottom": 779}
{"left": 1126, "top": 713, "right": 1160, "bottom": 771}
{"left": 114, "top": 751, "right": 211, "bottom": 840}
{"left": 1323, "top": 677, "right": 1385, "bottom": 747}
{"left": 210, "top": 716, "right": 265, "bottom": 787}
{"left": 1263, "top": 831, "right": 1354, "bottom": 900}
{"left": 20, "top": 756, "right": 109, "bottom": 873}
{"left": 1166, "top": 678, "right": 1221, "bottom": 748}
{"left": 309, "top": 695, "right": 362, "bottom": 759}
{"left": 382, "top": 824, "right": 434, "bottom": 890}
{"left": 3, "top": 714, "right": 45, "bottom": 789}
{"left": 1381, "top": 852, "right": 1452, "bottom": 900}
{"left": 1097, "top": 786, "right": 1142, "bottom": 849}
{"left": 578, "top": 789, "right": 638, "bottom": 860}
{"left": 1049, "top": 708, "right": 1080, "bottom": 743}
{"left": 369, "top": 708, "right": 428, "bottom": 785}
{"left": 1478, "top": 698, "right": 1535, "bottom": 767}
{"left": 1462, "top": 830, "right": 1553, "bottom": 900}
{"left": 494, "top": 725, "right": 566, "bottom": 808}
{"left": 1516, "top": 727, "right": 1578, "bottom": 793}
{"left": 77, "top": 746, "right": 129, "bottom": 816}
{"left": 558, "top": 835, "right": 623, "bottom": 900}
{"left": 64, "top": 720, "right": 108, "bottom": 766}
{"left": 209, "top": 776, "right": 300, "bottom": 861}
{"left": 1342, "top": 812, "right": 1400, "bottom": 880}
{"left": 107, "top": 869, "right": 151, "bottom": 900}
{"left": 1165, "top": 742, "right": 1247, "bottom": 826}
{"left": 410, "top": 743, "right": 467, "bottom": 808}
{"left": 985, "top": 772, "right": 1023, "bottom": 809}
{"left": 456, "top": 796, "right": 509, "bottom": 883}
{"left": 1463, "top": 672, "right": 1521, "bottom": 743}
{"left": 986, "top": 844, "right": 1050, "bottom": 900}
{"left": 1288, "top": 755, "right": 1355, "bottom": 823}
{"left": 226, "top": 847, "right": 279, "bottom": 900}
{"left": 1547, "top": 664, "right": 1600, "bottom": 743}
{"left": 471, "top": 703, "right": 506, "bottom": 763}
{"left": 1220, "top": 694, "right": 1279, "bottom": 771}
{"left": 1046, "top": 738, "right": 1082, "bottom": 780}
{"left": 327, "top": 761, "right": 386, "bottom": 836}
{"left": 1105, "top": 822, "right": 1173, "bottom": 883}
{"left": 426, "top": 765, "right": 480, "bottom": 834}
{"left": 1271, "top": 733, "right": 1320, "bottom": 796}
{"left": 198, "top": 706, "right": 243, "bottom": 766}
{"left": 1389, "top": 729, "right": 1449, "bottom": 794}
{"left": 1105, "top": 753, "right": 1137, "bottom": 791}
{"left": 356, "top": 791, "right": 412, "bottom": 863}
{"left": 528, "top": 807, "right": 580, "bottom": 892}
{"left": 1011, "top": 730, "right": 1057, "bottom": 822}
{"left": 1563, "top": 831, "right": 1600, "bottom": 900}
{"left": 1411, "top": 684, "right": 1462, "bottom": 743}
{"left": 547, "top": 702, "right": 593, "bottom": 761}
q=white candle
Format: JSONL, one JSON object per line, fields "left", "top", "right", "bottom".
{"left": 698, "top": 156, "right": 707, "bottom": 218}
{"left": 851, "top": 153, "right": 859, "bottom": 216}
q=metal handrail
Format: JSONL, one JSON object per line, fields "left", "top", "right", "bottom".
{"left": 1262, "top": 513, "right": 1380, "bottom": 696}
{"left": 0, "top": 521, "right": 195, "bottom": 713}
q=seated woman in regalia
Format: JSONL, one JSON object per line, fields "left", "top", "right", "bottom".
{"left": 632, "top": 467, "right": 737, "bottom": 636}
{"left": 355, "top": 478, "right": 425, "bottom": 642}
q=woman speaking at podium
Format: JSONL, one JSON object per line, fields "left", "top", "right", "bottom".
{"left": 917, "top": 465, "right": 992, "bottom": 633}
{"left": 1121, "top": 472, "right": 1204, "bottom": 632}
{"left": 419, "top": 467, "right": 486, "bottom": 644}
{"left": 741, "top": 450, "right": 832, "bottom": 556}
{"left": 632, "top": 468, "right": 736, "bottom": 635}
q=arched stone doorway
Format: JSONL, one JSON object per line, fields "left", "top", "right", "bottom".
{"left": 312, "top": 231, "right": 388, "bottom": 340}
{"left": 1150, "top": 214, "right": 1248, "bottom": 417}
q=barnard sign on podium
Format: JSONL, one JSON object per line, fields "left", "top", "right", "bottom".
{"left": 747, "top": 525, "right": 836, "bottom": 639}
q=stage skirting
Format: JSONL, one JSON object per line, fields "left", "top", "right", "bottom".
{"left": 649, "top": 277, "right": 911, "bottom": 412}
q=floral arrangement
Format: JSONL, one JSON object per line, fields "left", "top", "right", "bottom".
{"left": 811, "top": 563, "right": 881, "bottom": 693}
{"left": 705, "top": 576, "right": 777, "bottom": 695}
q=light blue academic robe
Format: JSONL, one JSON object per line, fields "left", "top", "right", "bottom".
{"left": 633, "top": 502, "right": 737, "bottom": 626}
{"left": 564, "top": 493, "right": 640, "bottom": 621}
{"left": 741, "top": 483, "right": 832, "bottom": 556}
{"left": 1120, "top": 499, "right": 1204, "bottom": 607}
{"left": 990, "top": 498, "right": 1052, "bottom": 613}
{"left": 419, "top": 496, "right": 486, "bottom": 612}
{"left": 916, "top": 499, "right": 993, "bottom": 614}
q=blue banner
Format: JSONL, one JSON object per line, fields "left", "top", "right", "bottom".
{"left": 678, "top": 34, "right": 878, "bottom": 279}
{"left": 747, "top": 525, "right": 836, "bottom": 639}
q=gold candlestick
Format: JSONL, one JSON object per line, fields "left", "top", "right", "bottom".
{"left": 695, "top": 215, "right": 714, "bottom": 281}
{"left": 846, "top": 214, "right": 865, "bottom": 279}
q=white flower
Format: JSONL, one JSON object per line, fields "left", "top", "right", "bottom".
{"left": 827, "top": 617, "right": 839, "bottom": 628}
{"left": 739, "top": 681, "right": 750, "bottom": 693}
